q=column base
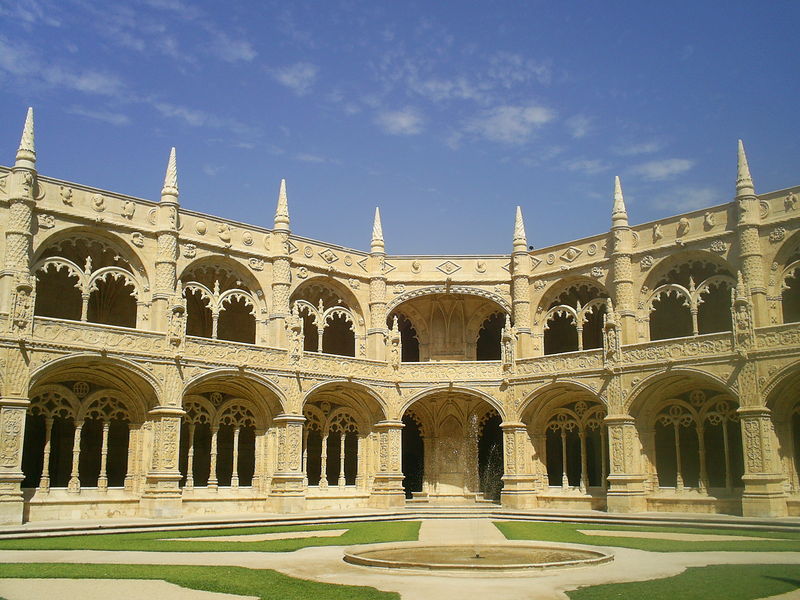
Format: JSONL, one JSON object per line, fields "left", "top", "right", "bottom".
{"left": 605, "top": 474, "right": 648, "bottom": 513}
{"left": 139, "top": 475, "right": 182, "bottom": 518}
{"left": 268, "top": 473, "right": 306, "bottom": 513}
{"left": 741, "top": 474, "right": 788, "bottom": 517}
{"left": 500, "top": 475, "right": 538, "bottom": 509}
{"left": 0, "top": 494, "right": 24, "bottom": 525}
{"left": 369, "top": 474, "right": 405, "bottom": 508}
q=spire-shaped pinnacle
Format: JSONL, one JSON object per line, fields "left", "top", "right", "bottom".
{"left": 611, "top": 175, "right": 629, "bottom": 227}
{"left": 274, "top": 178, "right": 290, "bottom": 231}
{"left": 15, "top": 107, "right": 35, "bottom": 168}
{"left": 735, "top": 271, "right": 748, "bottom": 302}
{"left": 371, "top": 207, "right": 385, "bottom": 253}
{"left": 161, "top": 147, "right": 178, "bottom": 201}
{"left": 736, "top": 139, "right": 755, "bottom": 196}
{"left": 513, "top": 206, "right": 527, "bottom": 251}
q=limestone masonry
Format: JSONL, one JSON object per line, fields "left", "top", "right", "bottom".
{"left": 0, "top": 108, "right": 798, "bottom": 525}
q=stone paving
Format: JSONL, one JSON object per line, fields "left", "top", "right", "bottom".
{"left": 1, "top": 518, "right": 800, "bottom": 599}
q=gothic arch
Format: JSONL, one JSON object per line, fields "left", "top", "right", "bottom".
{"left": 182, "top": 369, "right": 286, "bottom": 417}
{"left": 626, "top": 368, "right": 738, "bottom": 417}
{"left": 519, "top": 380, "right": 607, "bottom": 428}
{"left": 387, "top": 285, "right": 511, "bottom": 314}
{"left": 301, "top": 380, "right": 387, "bottom": 426}
{"left": 290, "top": 276, "right": 365, "bottom": 323}
{"left": 640, "top": 250, "right": 735, "bottom": 296}
{"left": 400, "top": 386, "right": 504, "bottom": 420}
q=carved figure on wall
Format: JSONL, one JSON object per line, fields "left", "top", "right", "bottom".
{"left": 731, "top": 272, "right": 754, "bottom": 350}
{"left": 388, "top": 316, "right": 401, "bottom": 370}
{"left": 168, "top": 305, "right": 186, "bottom": 347}
{"left": 603, "top": 299, "right": 621, "bottom": 363}
{"left": 703, "top": 211, "right": 715, "bottom": 230}
{"left": 652, "top": 223, "right": 663, "bottom": 242}
{"left": 217, "top": 223, "right": 231, "bottom": 244}
{"left": 501, "top": 314, "right": 515, "bottom": 373}
{"left": 786, "top": 192, "right": 798, "bottom": 212}
{"left": 10, "top": 278, "right": 34, "bottom": 333}
{"left": 287, "top": 304, "right": 303, "bottom": 364}
{"left": 677, "top": 217, "right": 690, "bottom": 237}
{"left": 122, "top": 201, "right": 136, "bottom": 219}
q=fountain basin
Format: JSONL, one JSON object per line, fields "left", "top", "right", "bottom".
{"left": 343, "top": 542, "right": 613, "bottom": 571}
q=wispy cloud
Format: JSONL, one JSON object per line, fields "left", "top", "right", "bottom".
{"left": 652, "top": 186, "right": 721, "bottom": 212}
{"left": 209, "top": 30, "right": 256, "bottom": 62}
{"left": 630, "top": 158, "right": 694, "bottom": 181}
{"left": 294, "top": 153, "right": 327, "bottom": 163}
{"left": 272, "top": 62, "right": 318, "bottom": 96}
{"left": 565, "top": 114, "right": 592, "bottom": 139}
{"left": 465, "top": 104, "right": 555, "bottom": 144}
{"left": 375, "top": 108, "right": 424, "bottom": 135}
{"left": 613, "top": 140, "right": 664, "bottom": 156}
{"left": 150, "top": 100, "right": 252, "bottom": 137}
{"left": 66, "top": 106, "right": 130, "bottom": 126}
{"left": 565, "top": 159, "right": 610, "bottom": 175}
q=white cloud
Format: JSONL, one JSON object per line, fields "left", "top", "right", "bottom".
{"left": 465, "top": 104, "right": 555, "bottom": 144}
{"left": 565, "top": 159, "right": 610, "bottom": 175}
{"left": 613, "top": 140, "right": 664, "bottom": 156}
{"left": 294, "top": 153, "right": 327, "bottom": 163}
{"left": 487, "top": 52, "right": 552, "bottom": 87}
{"left": 375, "top": 108, "right": 424, "bottom": 136}
{"left": 66, "top": 106, "right": 130, "bottom": 126}
{"left": 150, "top": 100, "right": 252, "bottom": 137}
{"left": 566, "top": 114, "right": 592, "bottom": 139}
{"left": 203, "top": 164, "right": 223, "bottom": 176}
{"left": 630, "top": 158, "right": 694, "bottom": 181}
{"left": 652, "top": 186, "right": 722, "bottom": 212}
{"left": 272, "top": 62, "right": 318, "bottom": 96}
{"left": 209, "top": 31, "right": 256, "bottom": 62}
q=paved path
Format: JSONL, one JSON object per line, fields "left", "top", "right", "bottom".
{"left": 1, "top": 518, "right": 800, "bottom": 599}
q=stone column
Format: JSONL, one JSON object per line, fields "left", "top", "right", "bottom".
{"left": 139, "top": 406, "right": 184, "bottom": 518}
{"left": 609, "top": 178, "right": 636, "bottom": 343}
{"left": 269, "top": 180, "right": 292, "bottom": 348}
{"left": 604, "top": 415, "right": 648, "bottom": 513}
{"left": 511, "top": 207, "right": 533, "bottom": 357}
{"left": 369, "top": 420, "right": 405, "bottom": 507}
{"left": 499, "top": 422, "right": 537, "bottom": 508}
{"left": 739, "top": 406, "right": 787, "bottom": 517}
{"left": 0, "top": 398, "right": 29, "bottom": 524}
{"left": 152, "top": 148, "right": 179, "bottom": 331}
{"left": 269, "top": 414, "right": 306, "bottom": 513}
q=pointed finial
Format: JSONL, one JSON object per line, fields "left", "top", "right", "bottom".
{"left": 15, "top": 107, "right": 35, "bottom": 168}
{"left": 391, "top": 315, "right": 399, "bottom": 333}
{"left": 274, "top": 178, "right": 290, "bottom": 232}
{"left": 611, "top": 176, "right": 629, "bottom": 227}
{"left": 161, "top": 147, "right": 178, "bottom": 202}
{"left": 735, "top": 271, "right": 748, "bottom": 301}
{"left": 736, "top": 139, "right": 755, "bottom": 196}
{"left": 513, "top": 206, "right": 527, "bottom": 251}
{"left": 371, "top": 207, "right": 385, "bottom": 253}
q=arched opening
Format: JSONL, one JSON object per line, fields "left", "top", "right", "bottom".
{"left": 402, "top": 412, "right": 424, "bottom": 498}
{"left": 291, "top": 279, "right": 360, "bottom": 358}
{"left": 476, "top": 312, "right": 503, "bottom": 361}
{"left": 34, "top": 266, "right": 81, "bottom": 321}
{"left": 782, "top": 260, "right": 800, "bottom": 324}
{"left": 34, "top": 235, "right": 141, "bottom": 327}
{"left": 181, "top": 263, "right": 259, "bottom": 344}
{"left": 477, "top": 410, "right": 503, "bottom": 501}
{"left": 394, "top": 313, "right": 420, "bottom": 362}
{"left": 647, "top": 258, "right": 734, "bottom": 341}
{"left": 540, "top": 282, "right": 608, "bottom": 356}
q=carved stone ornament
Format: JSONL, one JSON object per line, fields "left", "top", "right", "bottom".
{"left": 344, "top": 254, "right": 353, "bottom": 266}
{"left": 703, "top": 211, "right": 715, "bottom": 230}
{"left": 72, "top": 381, "right": 90, "bottom": 399}
{"left": 195, "top": 220, "right": 207, "bottom": 235}
{"left": 411, "top": 260, "right": 421, "bottom": 273}
{"left": 393, "top": 283, "right": 405, "bottom": 294}
{"left": 786, "top": 192, "right": 798, "bottom": 212}
{"left": 475, "top": 260, "right": 486, "bottom": 273}
{"left": 591, "top": 266, "right": 604, "bottom": 278}
{"left": 760, "top": 200, "right": 770, "bottom": 219}
{"left": 296, "top": 266, "right": 308, "bottom": 278}
{"left": 653, "top": 223, "right": 663, "bottom": 242}
{"left": 37, "top": 213, "right": 55, "bottom": 228}
{"left": 60, "top": 186, "right": 73, "bottom": 205}
{"left": 242, "top": 231, "right": 254, "bottom": 246}
{"left": 303, "top": 245, "right": 313, "bottom": 258}
{"left": 249, "top": 258, "right": 264, "bottom": 271}
{"left": 90, "top": 193, "right": 106, "bottom": 212}
{"left": 534, "top": 279, "right": 546, "bottom": 290}
{"left": 217, "top": 223, "right": 231, "bottom": 244}
{"left": 710, "top": 240, "right": 727, "bottom": 253}
{"left": 587, "top": 243, "right": 597, "bottom": 256}
{"left": 131, "top": 231, "right": 145, "bottom": 247}
{"left": 769, "top": 227, "right": 786, "bottom": 243}
{"left": 640, "top": 255, "right": 654, "bottom": 270}
{"left": 122, "top": 200, "right": 136, "bottom": 219}
{"left": 349, "top": 278, "right": 360, "bottom": 289}
{"left": 147, "top": 207, "right": 157, "bottom": 225}
{"left": 182, "top": 244, "right": 196, "bottom": 258}
{"left": 437, "top": 260, "right": 460, "bottom": 274}
{"left": 561, "top": 246, "right": 582, "bottom": 263}
{"left": 319, "top": 248, "right": 339, "bottom": 264}
{"left": 546, "top": 253, "right": 555, "bottom": 265}
{"left": 676, "top": 217, "right": 690, "bottom": 237}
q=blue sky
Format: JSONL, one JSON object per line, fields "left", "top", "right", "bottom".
{"left": 0, "top": 1, "right": 798, "bottom": 255}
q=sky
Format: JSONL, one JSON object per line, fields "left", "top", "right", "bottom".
{"left": 0, "top": 1, "right": 798, "bottom": 255}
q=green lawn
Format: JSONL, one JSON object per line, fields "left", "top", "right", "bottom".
{"left": 568, "top": 563, "right": 800, "bottom": 600}
{"left": 494, "top": 521, "right": 800, "bottom": 553}
{"left": 0, "top": 563, "right": 397, "bottom": 600}
{"left": 0, "top": 520, "right": 420, "bottom": 552}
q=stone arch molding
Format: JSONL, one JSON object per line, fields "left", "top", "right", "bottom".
{"left": 182, "top": 368, "right": 289, "bottom": 416}
{"left": 518, "top": 380, "right": 608, "bottom": 422}
{"left": 625, "top": 367, "right": 738, "bottom": 415}
{"left": 387, "top": 285, "right": 511, "bottom": 314}
{"left": 399, "top": 385, "right": 505, "bottom": 420}
{"left": 301, "top": 380, "right": 388, "bottom": 423}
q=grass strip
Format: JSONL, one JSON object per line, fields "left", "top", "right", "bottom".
{"left": 568, "top": 563, "right": 800, "bottom": 599}
{"left": 494, "top": 521, "right": 800, "bottom": 552}
{"left": 0, "top": 563, "right": 397, "bottom": 599}
{"left": 0, "top": 520, "right": 420, "bottom": 553}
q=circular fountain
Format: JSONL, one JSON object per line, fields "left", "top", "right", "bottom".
{"left": 343, "top": 542, "right": 613, "bottom": 572}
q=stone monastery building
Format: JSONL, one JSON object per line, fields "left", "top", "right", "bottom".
{"left": 0, "top": 108, "right": 799, "bottom": 525}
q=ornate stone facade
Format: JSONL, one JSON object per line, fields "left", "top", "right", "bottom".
{"left": 0, "top": 109, "right": 799, "bottom": 524}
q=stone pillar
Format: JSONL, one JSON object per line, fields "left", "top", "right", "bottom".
{"left": 511, "top": 207, "right": 533, "bottom": 357}
{"left": 499, "top": 422, "right": 537, "bottom": 508}
{"left": 369, "top": 420, "right": 405, "bottom": 507}
{"left": 139, "top": 406, "right": 184, "bottom": 518}
{"left": 604, "top": 415, "right": 648, "bottom": 513}
{"left": 739, "top": 406, "right": 787, "bottom": 517}
{"left": 269, "top": 180, "right": 292, "bottom": 348}
{"left": 609, "top": 178, "right": 636, "bottom": 342}
{"left": 152, "top": 148, "right": 179, "bottom": 331}
{"left": 269, "top": 414, "right": 306, "bottom": 513}
{"left": 735, "top": 141, "right": 768, "bottom": 322}
{"left": 0, "top": 397, "right": 29, "bottom": 524}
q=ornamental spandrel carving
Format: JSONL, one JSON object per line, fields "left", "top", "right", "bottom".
{"left": 743, "top": 418, "right": 763, "bottom": 473}
{"left": 504, "top": 430, "right": 516, "bottom": 474}
{"left": 379, "top": 431, "right": 389, "bottom": 472}
{"left": 287, "top": 422, "right": 303, "bottom": 471}
{"left": 161, "top": 418, "right": 180, "bottom": 470}
{"left": 621, "top": 337, "right": 731, "bottom": 363}
{"left": 516, "top": 351, "right": 602, "bottom": 375}
{"left": 609, "top": 425, "right": 624, "bottom": 473}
